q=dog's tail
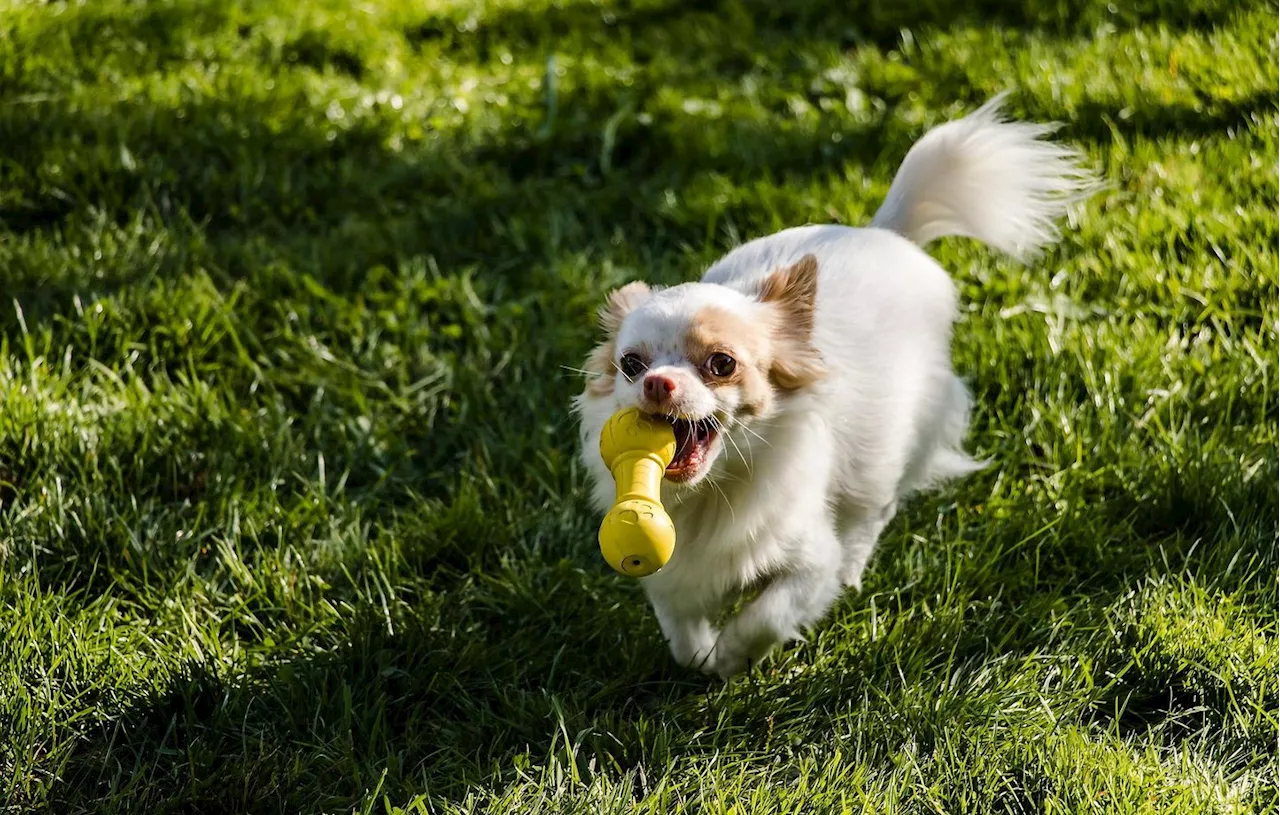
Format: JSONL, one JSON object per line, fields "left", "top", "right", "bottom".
{"left": 870, "top": 94, "right": 1097, "bottom": 262}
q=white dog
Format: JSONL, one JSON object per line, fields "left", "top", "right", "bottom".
{"left": 574, "top": 96, "right": 1096, "bottom": 678}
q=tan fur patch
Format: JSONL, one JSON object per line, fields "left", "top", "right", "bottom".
{"left": 757, "top": 254, "right": 825, "bottom": 391}
{"left": 684, "top": 306, "right": 775, "bottom": 416}
{"left": 582, "top": 339, "right": 616, "bottom": 396}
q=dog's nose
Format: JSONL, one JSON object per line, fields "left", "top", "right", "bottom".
{"left": 643, "top": 374, "right": 677, "bottom": 402}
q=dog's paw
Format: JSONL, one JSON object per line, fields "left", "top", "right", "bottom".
{"left": 667, "top": 626, "right": 721, "bottom": 675}
{"left": 679, "top": 647, "right": 721, "bottom": 676}
{"left": 839, "top": 561, "right": 864, "bottom": 590}
{"left": 712, "top": 648, "right": 750, "bottom": 680}
{"left": 712, "top": 623, "right": 777, "bottom": 679}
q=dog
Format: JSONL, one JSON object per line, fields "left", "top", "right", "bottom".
{"left": 574, "top": 95, "right": 1096, "bottom": 678}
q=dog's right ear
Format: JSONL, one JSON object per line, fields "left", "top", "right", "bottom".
{"left": 758, "top": 254, "right": 826, "bottom": 390}
{"left": 598, "top": 282, "right": 651, "bottom": 334}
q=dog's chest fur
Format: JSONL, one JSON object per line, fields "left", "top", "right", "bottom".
{"left": 643, "top": 405, "right": 835, "bottom": 611}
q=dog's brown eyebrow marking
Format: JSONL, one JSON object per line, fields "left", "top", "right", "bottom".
{"left": 683, "top": 306, "right": 758, "bottom": 374}
{"left": 683, "top": 305, "right": 775, "bottom": 414}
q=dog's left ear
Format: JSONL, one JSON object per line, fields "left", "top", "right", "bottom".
{"left": 584, "top": 281, "right": 651, "bottom": 397}
{"left": 758, "top": 254, "right": 826, "bottom": 390}
{"left": 598, "top": 281, "right": 651, "bottom": 334}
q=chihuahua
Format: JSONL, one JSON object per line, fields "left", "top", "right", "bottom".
{"left": 574, "top": 95, "right": 1096, "bottom": 678}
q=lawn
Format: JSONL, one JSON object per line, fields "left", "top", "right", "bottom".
{"left": 0, "top": 0, "right": 1276, "bottom": 812}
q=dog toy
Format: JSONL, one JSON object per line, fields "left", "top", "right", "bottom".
{"left": 597, "top": 408, "right": 677, "bottom": 576}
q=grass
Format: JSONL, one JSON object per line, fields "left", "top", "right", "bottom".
{"left": 0, "top": 0, "right": 1275, "bottom": 811}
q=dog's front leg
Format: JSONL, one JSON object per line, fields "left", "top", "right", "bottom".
{"left": 647, "top": 587, "right": 720, "bottom": 674}
{"left": 712, "top": 526, "right": 843, "bottom": 679}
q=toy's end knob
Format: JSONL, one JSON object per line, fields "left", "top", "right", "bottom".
{"left": 599, "top": 407, "right": 677, "bottom": 468}
{"left": 619, "top": 554, "right": 657, "bottom": 577}
{"left": 598, "top": 498, "right": 675, "bottom": 577}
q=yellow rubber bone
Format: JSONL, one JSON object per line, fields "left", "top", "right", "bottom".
{"left": 598, "top": 408, "right": 677, "bottom": 577}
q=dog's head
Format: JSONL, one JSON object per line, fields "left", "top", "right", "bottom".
{"left": 579, "top": 254, "right": 826, "bottom": 487}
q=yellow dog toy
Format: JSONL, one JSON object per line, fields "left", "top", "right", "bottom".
{"left": 597, "top": 408, "right": 677, "bottom": 576}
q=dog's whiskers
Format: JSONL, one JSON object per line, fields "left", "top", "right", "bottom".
{"left": 707, "top": 477, "right": 735, "bottom": 522}
{"left": 710, "top": 416, "right": 753, "bottom": 477}
{"left": 716, "top": 417, "right": 752, "bottom": 468}
{"left": 740, "top": 432, "right": 756, "bottom": 471}
{"left": 560, "top": 365, "right": 607, "bottom": 379}
{"left": 739, "top": 423, "right": 771, "bottom": 448}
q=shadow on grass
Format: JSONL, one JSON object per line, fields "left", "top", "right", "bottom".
{"left": 46, "top": 573, "right": 715, "bottom": 813}
{"left": 409, "top": 0, "right": 1245, "bottom": 56}
{"left": 37, "top": 458, "right": 1276, "bottom": 812}
{"left": 1, "top": 0, "right": 1268, "bottom": 327}
{"left": 3, "top": 79, "right": 1273, "bottom": 359}
{"left": 1063, "top": 89, "right": 1279, "bottom": 145}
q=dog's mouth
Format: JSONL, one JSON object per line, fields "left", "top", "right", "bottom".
{"left": 661, "top": 416, "right": 719, "bottom": 482}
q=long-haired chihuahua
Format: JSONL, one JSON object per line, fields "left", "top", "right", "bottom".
{"left": 575, "top": 96, "right": 1097, "bottom": 678}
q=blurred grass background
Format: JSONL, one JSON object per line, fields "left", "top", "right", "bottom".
{"left": 0, "top": 0, "right": 1276, "bottom": 812}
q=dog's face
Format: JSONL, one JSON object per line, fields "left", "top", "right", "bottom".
{"left": 580, "top": 255, "right": 826, "bottom": 486}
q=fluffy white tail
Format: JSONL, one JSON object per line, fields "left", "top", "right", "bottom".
{"left": 871, "top": 94, "right": 1097, "bottom": 261}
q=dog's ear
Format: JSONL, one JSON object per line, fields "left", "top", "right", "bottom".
{"left": 598, "top": 282, "right": 651, "bottom": 334}
{"left": 758, "top": 254, "right": 819, "bottom": 334}
{"left": 757, "top": 255, "right": 825, "bottom": 390}
{"left": 585, "top": 282, "right": 651, "bottom": 397}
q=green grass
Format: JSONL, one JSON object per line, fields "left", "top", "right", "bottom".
{"left": 0, "top": 0, "right": 1276, "bottom": 811}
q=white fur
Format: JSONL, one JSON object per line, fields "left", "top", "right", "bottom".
{"left": 870, "top": 93, "right": 1096, "bottom": 261}
{"left": 574, "top": 97, "right": 1096, "bottom": 678}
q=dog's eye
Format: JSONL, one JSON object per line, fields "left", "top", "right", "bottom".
{"left": 619, "top": 353, "right": 647, "bottom": 380}
{"left": 706, "top": 353, "right": 736, "bottom": 377}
